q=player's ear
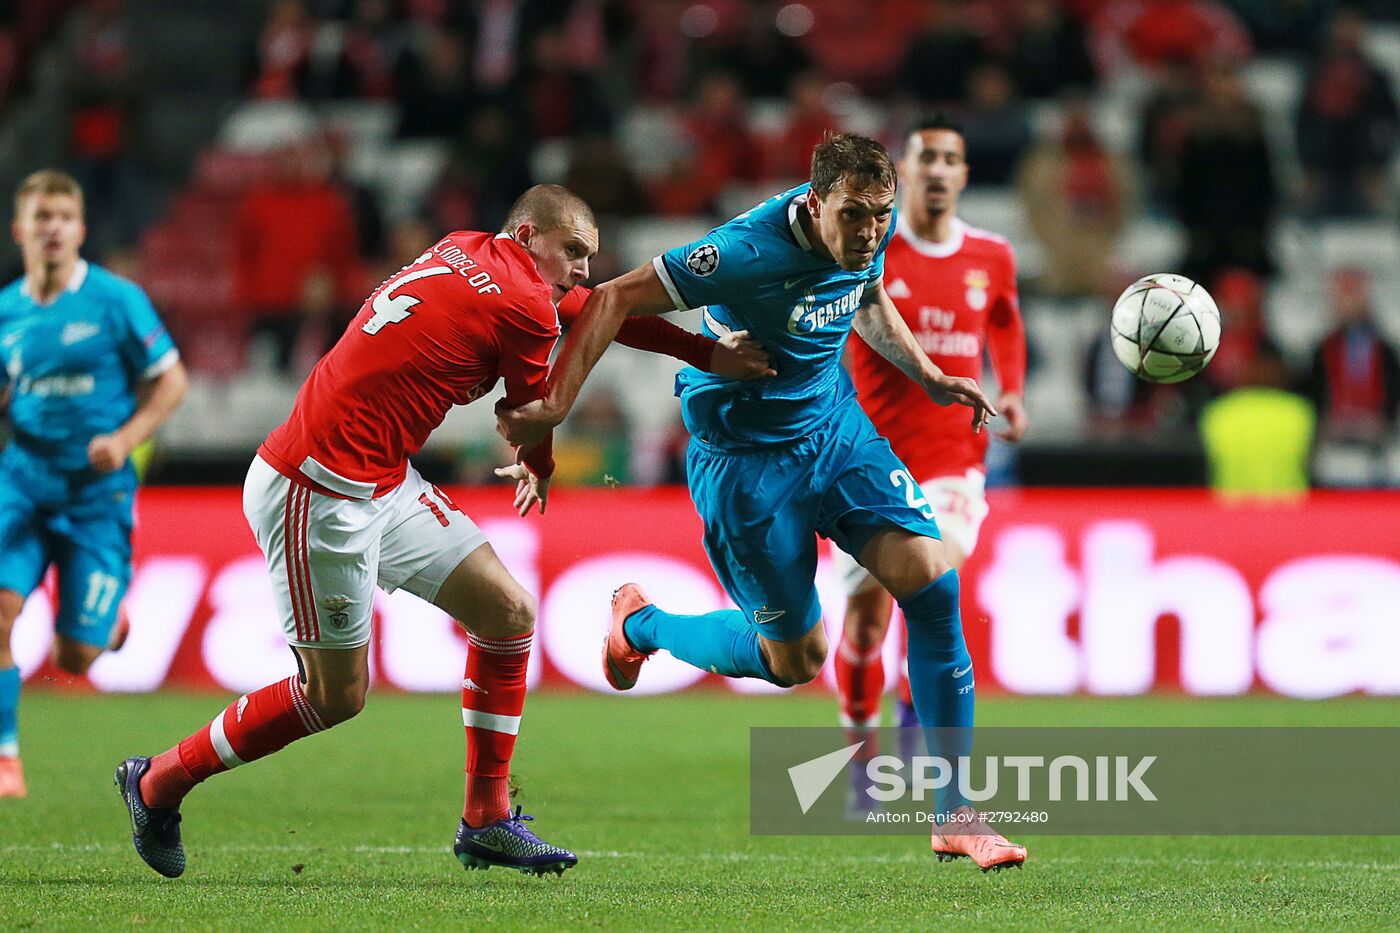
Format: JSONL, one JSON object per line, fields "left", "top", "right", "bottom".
{"left": 805, "top": 187, "right": 822, "bottom": 220}
{"left": 513, "top": 222, "right": 538, "bottom": 249}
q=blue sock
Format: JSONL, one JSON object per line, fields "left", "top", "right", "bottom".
{"left": 0, "top": 666, "right": 19, "bottom": 758}
{"left": 899, "top": 570, "right": 974, "bottom": 816}
{"left": 625, "top": 605, "right": 781, "bottom": 684}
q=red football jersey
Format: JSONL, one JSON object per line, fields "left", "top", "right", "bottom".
{"left": 260, "top": 231, "right": 561, "bottom": 497}
{"left": 847, "top": 217, "right": 1026, "bottom": 479}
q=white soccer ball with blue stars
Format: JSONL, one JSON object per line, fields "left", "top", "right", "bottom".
{"left": 1110, "top": 273, "right": 1221, "bottom": 384}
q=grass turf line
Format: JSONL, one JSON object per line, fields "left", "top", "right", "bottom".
{"left": 1, "top": 691, "right": 1396, "bottom": 931}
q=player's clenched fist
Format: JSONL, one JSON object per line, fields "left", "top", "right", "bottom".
{"left": 495, "top": 397, "right": 558, "bottom": 449}
{"left": 711, "top": 329, "right": 776, "bottom": 380}
{"left": 87, "top": 432, "right": 132, "bottom": 473}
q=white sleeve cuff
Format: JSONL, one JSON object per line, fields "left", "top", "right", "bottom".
{"left": 142, "top": 348, "right": 180, "bottom": 380}
{"left": 651, "top": 255, "right": 689, "bottom": 311}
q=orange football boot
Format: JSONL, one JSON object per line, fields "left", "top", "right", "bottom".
{"left": 603, "top": 584, "right": 655, "bottom": 691}
{"left": 932, "top": 806, "right": 1027, "bottom": 872}
{"left": 0, "top": 757, "right": 26, "bottom": 798}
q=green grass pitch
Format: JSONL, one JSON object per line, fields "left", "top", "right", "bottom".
{"left": 2, "top": 690, "right": 1397, "bottom": 931}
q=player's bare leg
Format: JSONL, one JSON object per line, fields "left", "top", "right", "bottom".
{"left": 0, "top": 589, "right": 25, "bottom": 798}
{"left": 834, "top": 584, "right": 894, "bottom": 817}
{"left": 859, "top": 528, "right": 1026, "bottom": 871}
{"left": 116, "top": 645, "right": 353, "bottom": 877}
{"left": 434, "top": 544, "right": 576, "bottom": 876}
{"left": 52, "top": 635, "right": 103, "bottom": 676}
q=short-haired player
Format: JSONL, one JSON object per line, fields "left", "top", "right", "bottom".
{"left": 833, "top": 116, "right": 1028, "bottom": 760}
{"left": 0, "top": 170, "right": 187, "bottom": 798}
{"left": 499, "top": 138, "right": 1027, "bottom": 871}
{"left": 115, "top": 185, "right": 771, "bottom": 878}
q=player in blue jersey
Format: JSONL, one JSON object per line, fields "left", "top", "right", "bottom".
{"left": 498, "top": 135, "right": 1026, "bottom": 870}
{"left": 0, "top": 170, "right": 187, "bottom": 797}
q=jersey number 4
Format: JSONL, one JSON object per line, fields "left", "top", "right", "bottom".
{"left": 362, "top": 266, "right": 454, "bottom": 335}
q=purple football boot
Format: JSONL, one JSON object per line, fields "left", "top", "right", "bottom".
{"left": 453, "top": 805, "right": 577, "bottom": 877}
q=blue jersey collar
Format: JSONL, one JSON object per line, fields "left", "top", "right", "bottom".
{"left": 787, "top": 197, "right": 817, "bottom": 253}
{"left": 20, "top": 258, "right": 89, "bottom": 304}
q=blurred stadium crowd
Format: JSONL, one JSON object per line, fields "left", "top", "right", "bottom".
{"left": 2, "top": 0, "right": 1400, "bottom": 488}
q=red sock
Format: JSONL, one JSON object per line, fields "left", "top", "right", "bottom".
{"left": 461, "top": 630, "right": 531, "bottom": 827}
{"left": 834, "top": 633, "right": 885, "bottom": 727}
{"left": 140, "top": 675, "right": 327, "bottom": 809}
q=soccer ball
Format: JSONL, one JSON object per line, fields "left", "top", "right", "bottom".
{"left": 1109, "top": 273, "right": 1222, "bottom": 384}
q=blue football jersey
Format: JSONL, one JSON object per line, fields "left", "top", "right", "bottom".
{"left": 654, "top": 184, "right": 894, "bottom": 447}
{"left": 0, "top": 260, "right": 178, "bottom": 472}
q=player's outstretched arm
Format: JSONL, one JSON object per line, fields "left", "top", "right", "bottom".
{"left": 496, "top": 262, "right": 676, "bottom": 448}
{"left": 88, "top": 360, "right": 188, "bottom": 473}
{"left": 614, "top": 318, "right": 774, "bottom": 380}
{"left": 854, "top": 284, "right": 996, "bottom": 433}
{"left": 559, "top": 287, "right": 773, "bottom": 379}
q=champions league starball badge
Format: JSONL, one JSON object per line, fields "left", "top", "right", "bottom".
{"left": 686, "top": 243, "right": 720, "bottom": 276}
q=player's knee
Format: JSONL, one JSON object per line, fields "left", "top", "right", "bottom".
{"left": 886, "top": 544, "right": 955, "bottom": 600}
{"left": 766, "top": 641, "right": 827, "bottom": 687}
{"left": 501, "top": 589, "right": 536, "bottom": 637}
{"left": 53, "top": 640, "right": 101, "bottom": 675}
{"left": 472, "top": 587, "right": 535, "bottom": 640}
{"left": 304, "top": 679, "right": 367, "bottom": 726}
{"left": 843, "top": 588, "right": 892, "bottom": 649}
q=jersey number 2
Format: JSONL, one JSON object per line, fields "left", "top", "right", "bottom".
{"left": 362, "top": 266, "right": 454, "bottom": 335}
{"left": 890, "top": 469, "right": 935, "bottom": 519}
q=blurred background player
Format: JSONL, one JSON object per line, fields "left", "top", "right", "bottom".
{"left": 832, "top": 116, "right": 1028, "bottom": 750}
{"left": 115, "top": 185, "right": 771, "bottom": 879}
{"left": 499, "top": 136, "right": 1027, "bottom": 871}
{"left": 0, "top": 170, "right": 187, "bottom": 798}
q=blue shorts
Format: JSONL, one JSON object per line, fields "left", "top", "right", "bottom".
{"left": 686, "top": 399, "right": 942, "bottom": 642}
{"left": 0, "top": 446, "right": 136, "bottom": 648}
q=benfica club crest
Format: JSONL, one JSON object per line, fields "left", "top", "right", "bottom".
{"left": 964, "top": 269, "right": 990, "bottom": 311}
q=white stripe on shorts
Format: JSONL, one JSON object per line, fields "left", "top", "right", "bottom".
{"left": 209, "top": 710, "right": 246, "bottom": 769}
{"left": 461, "top": 709, "right": 522, "bottom": 735}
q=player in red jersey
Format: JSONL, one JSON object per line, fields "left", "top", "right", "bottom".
{"left": 833, "top": 116, "right": 1029, "bottom": 744}
{"left": 114, "top": 185, "right": 772, "bottom": 879}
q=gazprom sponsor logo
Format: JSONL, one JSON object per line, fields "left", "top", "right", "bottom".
{"left": 787, "top": 283, "right": 866, "bottom": 335}
{"left": 17, "top": 373, "right": 95, "bottom": 397}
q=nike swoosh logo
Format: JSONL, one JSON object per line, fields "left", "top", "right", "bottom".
{"left": 754, "top": 609, "right": 787, "bottom": 624}
{"left": 471, "top": 836, "right": 507, "bottom": 853}
{"left": 784, "top": 277, "right": 806, "bottom": 289}
{"left": 952, "top": 665, "right": 973, "bottom": 679}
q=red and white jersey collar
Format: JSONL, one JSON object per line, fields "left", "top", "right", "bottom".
{"left": 895, "top": 215, "right": 965, "bottom": 259}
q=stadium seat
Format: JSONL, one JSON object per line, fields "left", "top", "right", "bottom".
{"left": 193, "top": 149, "right": 279, "bottom": 194}
{"left": 365, "top": 141, "right": 445, "bottom": 221}
{"left": 1318, "top": 221, "right": 1400, "bottom": 272}
{"left": 1113, "top": 218, "right": 1186, "bottom": 275}
{"left": 219, "top": 100, "right": 321, "bottom": 152}
{"left": 614, "top": 217, "right": 714, "bottom": 270}
{"left": 529, "top": 139, "right": 573, "bottom": 185}
{"left": 318, "top": 101, "right": 396, "bottom": 151}
{"left": 618, "top": 106, "right": 685, "bottom": 179}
